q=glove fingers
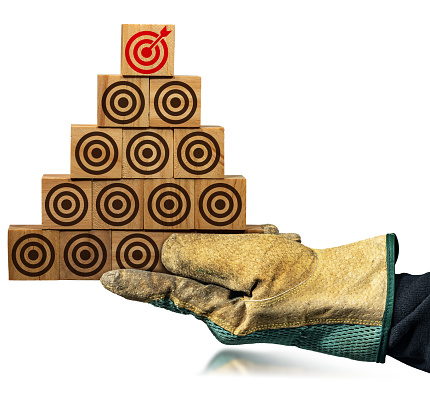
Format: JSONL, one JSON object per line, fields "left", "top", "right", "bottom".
{"left": 279, "top": 233, "right": 301, "bottom": 243}
{"left": 161, "top": 233, "right": 315, "bottom": 296}
{"left": 101, "top": 269, "right": 245, "bottom": 332}
{"left": 254, "top": 224, "right": 301, "bottom": 242}
{"left": 260, "top": 224, "right": 279, "bottom": 234}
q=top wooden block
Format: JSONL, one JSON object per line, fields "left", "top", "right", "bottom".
{"left": 121, "top": 24, "right": 175, "bottom": 77}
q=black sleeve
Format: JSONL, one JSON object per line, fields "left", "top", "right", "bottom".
{"left": 387, "top": 272, "right": 430, "bottom": 373}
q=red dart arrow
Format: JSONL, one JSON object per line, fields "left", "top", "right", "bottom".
{"left": 148, "top": 26, "right": 172, "bottom": 50}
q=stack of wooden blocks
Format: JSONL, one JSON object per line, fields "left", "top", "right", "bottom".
{"left": 8, "top": 24, "right": 261, "bottom": 280}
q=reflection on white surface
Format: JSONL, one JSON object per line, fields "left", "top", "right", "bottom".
{"left": 203, "top": 349, "right": 379, "bottom": 377}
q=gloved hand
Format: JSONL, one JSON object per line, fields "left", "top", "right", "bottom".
{"left": 101, "top": 228, "right": 397, "bottom": 363}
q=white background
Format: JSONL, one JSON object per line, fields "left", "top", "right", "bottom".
{"left": 0, "top": 0, "right": 429, "bottom": 398}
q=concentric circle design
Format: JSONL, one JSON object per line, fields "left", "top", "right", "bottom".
{"left": 125, "top": 30, "right": 169, "bottom": 74}
{"left": 64, "top": 233, "right": 107, "bottom": 277}
{"left": 177, "top": 131, "right": 220, "bottom": 175}
{"left": 75, "top": 131, "right": 119, "bottom": 175}
{"left": 96, "top": 183, "right": 139, "bottom": 226}
{"left": 116, "top": 233, "right": 159, "bottom": 271}
{"left": 148, "top": 183, "right": 191, "bottom": 226}
{"left": 198, "top": 183, "right": 242, "bottom": 226}
{"left": 11, "top": 234, "right": 55, "bottom": 277}
{"left": 45, "top": 183, "right": 89, "bottom": 226}
{"left": 126, "top": 131, "right": 169, "bottom": 175}
{"left": 101, "top": 81, "right": 145, "bottom": 124}
{"left": 153, "top": 81, "right": 197, "bottom": 125}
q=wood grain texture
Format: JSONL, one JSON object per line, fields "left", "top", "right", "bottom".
{"left": 97, "top": 75, "right": 149, "bottom": 128}
{"left": 143, "top": 178, "right": 194, "bottom": 230}
{"left": 71, "top": 125, "right": 122, "bottom": 179}
{"left": 121, "top": 24, "right": 175, "bottom": 77}
{"left": 42, "top": 174, "right": 92, "bottom": 230}
{"left": 8, "top": 225, "right": 59, "bottom": 280}
{"left": 149, "top": 76, "right": 201, "bottom": 128}
{"left": 195, "top": 225, "right": 264, "bottom": 234}
{"left": 93, "top": 179, "right": 144, "bottom": 230}
{"left": 195, "top": 175, "right": 246, "bottom": 231}
{"left": 112, "top": 230, "right": 169, "bottom": 273}
{"left": 60, "top": 230, "right": 111, "bottom": 280}
{"left": 174, "top": 126, "right": 224, "bottom": 178}
{"left": 122, "top": 128, "right": 173, "bottom": 178}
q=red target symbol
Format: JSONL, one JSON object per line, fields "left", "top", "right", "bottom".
{"left": 125, "top": 26, "right": 172, "bottom": 75}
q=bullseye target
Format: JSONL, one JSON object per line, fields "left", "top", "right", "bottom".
{"left": 63, "top": 233, "right": 107, "bottom": 277}
{"left": 198, "top": 183, "right": 243, "bottom": 227}
{"left": 124, "top": 27, "right": 172, "bottom": 75}
{"left": 45, "top": 183, "right": 89, "bottom": 227}
{"left": 75, "top": 131, "right": 119, "bottom": 176}
{"left": 11, "top": 234, "right": 55, "bottom": 277}
{"left": 147, "top": 183, "right": 192, "bottom": 227}
{"left": 153, "top": 80, "right": 199, "bottom": 125}
{"left": 115, "top": 233, "right": 160, "bottom": 271}
{"left": 95, "top": 183, "right": 140, "bottom": 227}
{"left": 101, "top": 80, "right": 146, "bottom": 125}
{"left": 177, "top": 131, "right": 221, "bottom": 175}
{"left": 125, "top": 131, "right": 170, "bottom": 176}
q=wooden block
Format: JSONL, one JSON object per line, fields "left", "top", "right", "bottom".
{"left": 121, "top": 24, "right": 175, "bottom": 77}
{"left": 93, "top": 179, "right": 144, "bottom": 230}
{"left": 98, "top": 75, "right": 149, "bottom": 128}
{"left": 195, "top": 175, "right": 246, "bottom": 230}
{"left": 244, "top": 225, "right": 265, "bottom": 234}
{"left": 112, "top": 231, "right": 169, "bottom": 273}
{"left": 144, "top": 179, "right": 194, "bottom": 230}
{"left": 60, "top": 230, "right": 111, "bottom": 280}
{"left": 194, "top": 225, "right": 264, "bottom": 234}
{"left": 122, "top": 128, "right": 173, "bottom": 178}
{"left": 8, "top": 225, "right": 59, "bottom": 280}
{"left": 174, "top": 126, "right": 224, "bottom": 178}
{"left": 150, "top": 76, "right": 201, "bottom": 127}
{"left": 71, "top": 125, "right": 122, "bottom": 179}
{"left": 42, "top": 174, "right": 92, "bottom": 230}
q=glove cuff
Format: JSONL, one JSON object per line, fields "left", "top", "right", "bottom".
{"left": 376, "top": 233, "right": 396, "bottom": 362}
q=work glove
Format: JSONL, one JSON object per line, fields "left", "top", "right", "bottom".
{"left": 101, "top": 227, "right": 397, "bottom": 363}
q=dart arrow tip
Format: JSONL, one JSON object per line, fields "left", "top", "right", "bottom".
{"left": 160, "top": 26, "right": 172, "bottom": 37}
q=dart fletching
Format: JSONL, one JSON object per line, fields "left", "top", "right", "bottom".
{"left": 160, "top": 26, "right": 172, "bottom": 37}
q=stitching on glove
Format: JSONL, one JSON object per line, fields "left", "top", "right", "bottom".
{"left": 239, "top": 319, "right": 383, "bottom": 335}
{"left": 245, "top": 252, "right": 319, "bottom": 308}
{"left": 148, "top": 295, "right": 383, "bottom": 336}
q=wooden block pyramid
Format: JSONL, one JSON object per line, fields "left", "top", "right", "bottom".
{"left": 8, "top": 24, "right": 260, "bottom": 280}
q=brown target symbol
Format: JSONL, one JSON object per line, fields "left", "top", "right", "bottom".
{"left": 199, "top": 183, "right": 242, "bottom": 226}
{"left": 148, "top": 183, "right": 191, "bottom": 226}
{"left": 177, "top": 131, "right": 220, "bottom": 175}
{"left": 11, "top": 234, "right": 55, "bottom": 277}
{"left": 116, "top": 233, "right": 159, "bottom": 271}
{"left": 126, "top": 131, "right": 169, "bottom": 175}
{"left": 45, "top": 183, "right": 89, "bottom": 226}
{"left": 101, "top": 81, "right": 145, "bottom": 124}
{"left": 75, "top": 131, "right": 119, "bottom": 175}
{"left": 96, "top": 183, "right": 139, "bottom": 226}
{"left": 64, "top": 233, "right": 107, "bottom": 277}
{"left": 154, "top": 81, "right": 197, "bottom": 124}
